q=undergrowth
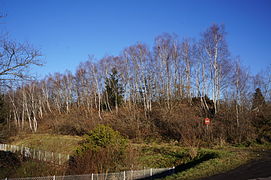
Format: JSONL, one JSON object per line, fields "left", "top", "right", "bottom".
{"left": 2, "top": 133, "right": 264, "bottom": 179}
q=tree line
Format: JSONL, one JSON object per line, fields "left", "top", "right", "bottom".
{"left": 1, "top": 24, "right": 271, "bottom": 145}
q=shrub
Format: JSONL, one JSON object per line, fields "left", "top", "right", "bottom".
{"left": 77, "top": 124, "right": 127, "bottom": 152}
{"left": 0, "top": 151, "right": 21, "bottom": 178}
{"left": 56, "top": 123, "right": 87, "bottom": 136}
{"left": 68, "top": 125, "right": 129, "bottom": 174}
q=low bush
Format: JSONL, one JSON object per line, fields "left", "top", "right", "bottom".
{"left": 68, "top": 125, "right": 131, "bottom": 174}
{"left": 56, "top": 123, "right": 88, "bottom": 136}
{"left": 0, "top": 151, "right": 21, "bottom": 178}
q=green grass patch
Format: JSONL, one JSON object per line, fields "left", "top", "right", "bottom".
{"left": 11, "top": 133, "right": 83, "bottom": 154}
{"left": 133, "top": 143, "right": 255, "bottom": 180}
{"left": 161, "top": 148, "right": 252, "bottom": 180}
{"left": 135, "top": 143, "right": 187, "bottom": 168}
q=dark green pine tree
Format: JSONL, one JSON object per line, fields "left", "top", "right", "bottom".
{"left": 104, "top": 68, "right": 124, "bottom": 110}
{"left": 252, "top": 88, "right": 265, "bottom": 111}
{"left": 0, "top": 94, "right": 10, "bottom": 143}
{"left": 0, "top": 95, "right": 8, "bottom": 124}
{"left": 251, "top": 88, "right": 271, "bottom": 142}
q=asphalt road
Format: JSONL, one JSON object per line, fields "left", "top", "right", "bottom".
{"left": 200, "top": 150, "right": 271, "bottom": 180}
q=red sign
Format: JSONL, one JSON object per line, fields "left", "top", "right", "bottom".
{"left": 204, "top": 118, "right": 210, "bottom": 125}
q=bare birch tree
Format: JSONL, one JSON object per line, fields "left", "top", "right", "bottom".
{"left": 201, "top": 24, "right": 230, "bottom": 114}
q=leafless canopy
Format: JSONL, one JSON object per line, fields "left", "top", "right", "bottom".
{"left": 0, "top": 39, "right": 42, "bottom": 87}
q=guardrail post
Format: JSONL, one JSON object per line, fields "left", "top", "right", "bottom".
{"left": 51, "top": 152, "right": 54, "bottom": 162}
{"left": 58, "top": 153, "right": 61, "bottom": 165}
{"left": 123, "top": 171, "right": 125, "bottom": 180}
{"left": 150, "top": 168, "right": 152, "bottom": 176}
{"left": 143, "top": 167, "right": 145, "bottom": 176}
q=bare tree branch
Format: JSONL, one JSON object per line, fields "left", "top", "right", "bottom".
{"left": 0, "top": 39, "right": 43, "bottom": 87}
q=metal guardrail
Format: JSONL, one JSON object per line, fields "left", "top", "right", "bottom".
{"left": 2, "top": 168, "right": 174, "bottom": 180}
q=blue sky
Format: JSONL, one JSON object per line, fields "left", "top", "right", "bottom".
{"left": 1, "top": 0, "right": 271, "bottom": 78}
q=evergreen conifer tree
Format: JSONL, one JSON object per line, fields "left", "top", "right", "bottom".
{"left": 0, "top": 95, "right": 8, "bottom": 124}
{"left": 104, "top": 68, "right": 124, "bottom": 110}
{"left": 252, "top": 88, "right": 265, "bottom": 111}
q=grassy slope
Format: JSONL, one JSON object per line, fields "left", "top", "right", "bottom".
{"left": 162, "top": 148, "right": 252, "bottom": 180}
{"left": 133, "top": 143, "right": 255, "bottom": 179}
{"left": 5, "top": 134, "right": 268, "bottom": 179}
{"left": 1, "top": 134, "right": 83, "bottom": 178}
{"left": 10, "top": 133, "right": 83, "bottom": 154}
{"left": 134, "top": 143, "right": 189, "bottom": 168}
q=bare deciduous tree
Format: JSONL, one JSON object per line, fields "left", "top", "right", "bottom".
{"left": 200, "top": 24, "right": 230, "bottom": 114}
{"left": 0, "top": 39, "right": 42, "bottom": 87}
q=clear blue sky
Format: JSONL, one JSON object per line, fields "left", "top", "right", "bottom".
{"left": 1, "top": 0, "right": 271, "bottom": 78}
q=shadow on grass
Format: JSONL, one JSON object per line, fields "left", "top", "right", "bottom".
{"left": 137, "top": 153, "right": 217, "bottom": 180}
